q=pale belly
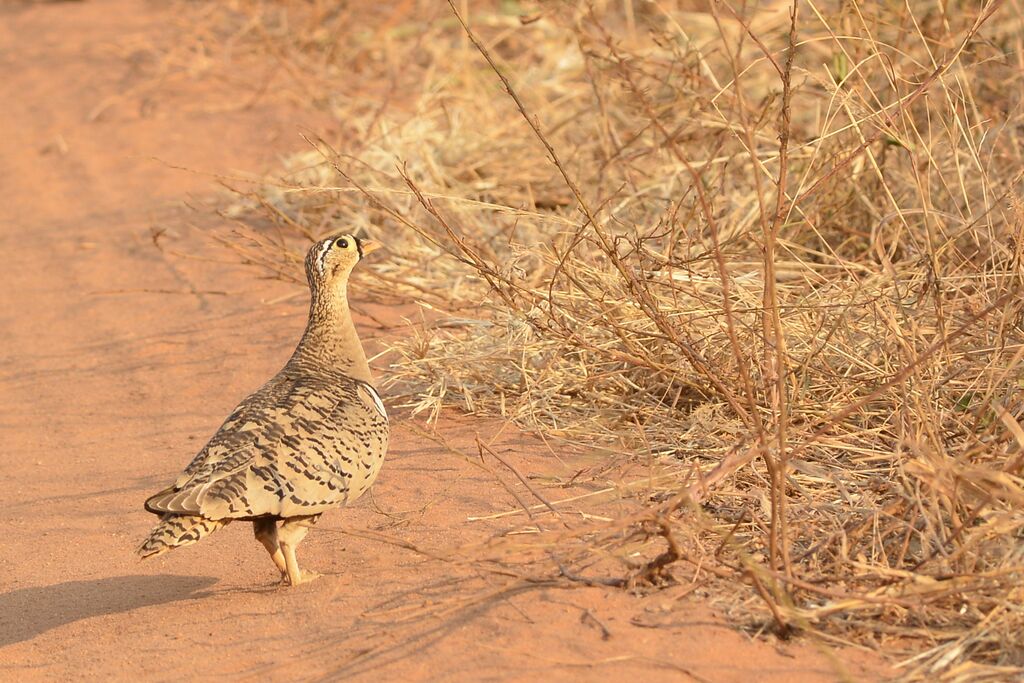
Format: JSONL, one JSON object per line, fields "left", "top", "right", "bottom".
{"left": 344, "top": 444, "right": 387, "bottom": 503}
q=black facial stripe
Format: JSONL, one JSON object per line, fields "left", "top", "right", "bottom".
{"left": 354, "top": 236, "right": 364, "bottom": 259}
{"left": 318, "top": 239, "right": 333, "bottom": 272}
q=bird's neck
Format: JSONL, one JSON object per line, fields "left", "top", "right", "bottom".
{"left": 293, "top": 285, "right": 373, "bottom": 384}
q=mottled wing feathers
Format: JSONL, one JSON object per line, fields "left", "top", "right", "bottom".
{"left": 172, "top": 372, "right": 300, "bottom": 489}
{"left": 144, "top": 369, "right": 387, "bottom": 521}
{"left": 278, "top": 379, "right": 389, "bottom": 515}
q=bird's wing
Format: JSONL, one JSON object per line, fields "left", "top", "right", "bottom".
{"left": 144, "top": 373, "right": 386, "bottom": 520}
{"left": 273, "top": 378, "right": 389, "bottom": 517}
{"left": 144, "top": 371, "right": 311, "bottom": 519}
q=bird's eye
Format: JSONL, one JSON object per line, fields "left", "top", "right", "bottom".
{"left": 336, "top": 238, "right": 349, "bottom": 249}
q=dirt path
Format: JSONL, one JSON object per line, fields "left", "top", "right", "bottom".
{"left": 0, "top": 2, "right": 887, "bottom": 681}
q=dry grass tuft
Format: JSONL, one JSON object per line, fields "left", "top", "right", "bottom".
{"left": 185, "top": 0, "right": 1024, "bottom": 677}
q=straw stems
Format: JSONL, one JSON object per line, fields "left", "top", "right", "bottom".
{"left": 205, "top": 0, "right": 1024, "bottom": 675}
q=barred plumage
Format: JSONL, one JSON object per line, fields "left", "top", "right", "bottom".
{"left": 138, "top": 515, "right": 228, "bottom": 558}
{"left": 138, "top": 234, "right": 389, "bottom": 585}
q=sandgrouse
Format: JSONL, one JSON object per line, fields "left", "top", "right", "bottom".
{"left": 138, "top": 234, "right": 389, "bottom": 586}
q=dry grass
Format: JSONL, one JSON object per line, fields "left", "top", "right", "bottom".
{"left": 178, "top": 0, "right": 1024, "bottom": 678}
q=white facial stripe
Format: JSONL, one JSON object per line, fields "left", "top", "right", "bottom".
{"left": 358, "top": 383, "right": 388, "bottom": 421}
{"left": 316, "top": 239, "right": 333, "bottom": 273}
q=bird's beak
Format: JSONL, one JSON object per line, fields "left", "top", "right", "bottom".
{"left": 360, "top": 239, "right": 383, "bottom": 256}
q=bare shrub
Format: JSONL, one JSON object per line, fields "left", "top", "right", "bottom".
{"left": 191, "top": 0, "right": 1024, "bottom": 677}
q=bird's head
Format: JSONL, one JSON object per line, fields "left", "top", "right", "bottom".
{"left": 304, "top": 233, "right": 382, "bottom": 294}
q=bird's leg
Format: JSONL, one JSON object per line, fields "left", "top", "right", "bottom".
{"left": 252, "top": 518, "right": 287, "bottom": 582}
{"left": 278, "top": 514, "right": 322, "bottom": 586}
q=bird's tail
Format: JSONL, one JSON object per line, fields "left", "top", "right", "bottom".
{"left": 137, "top": 514, "right": 229, "bottom": 558}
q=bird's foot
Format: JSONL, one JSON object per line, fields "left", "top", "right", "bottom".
{"left": 283, "top": 569, "right": 321, "bottom": 586}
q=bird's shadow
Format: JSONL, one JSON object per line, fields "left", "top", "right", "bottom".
{"left": 0, "top": 574, "right": 217, "bottom": 648}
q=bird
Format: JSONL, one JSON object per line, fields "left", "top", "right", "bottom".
{"left": 138, "top": 234, "right": 389, "bottom": 586}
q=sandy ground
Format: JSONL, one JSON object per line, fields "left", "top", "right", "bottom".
{"left": 0, "top": 2, "right": 891, "bottom": 681}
